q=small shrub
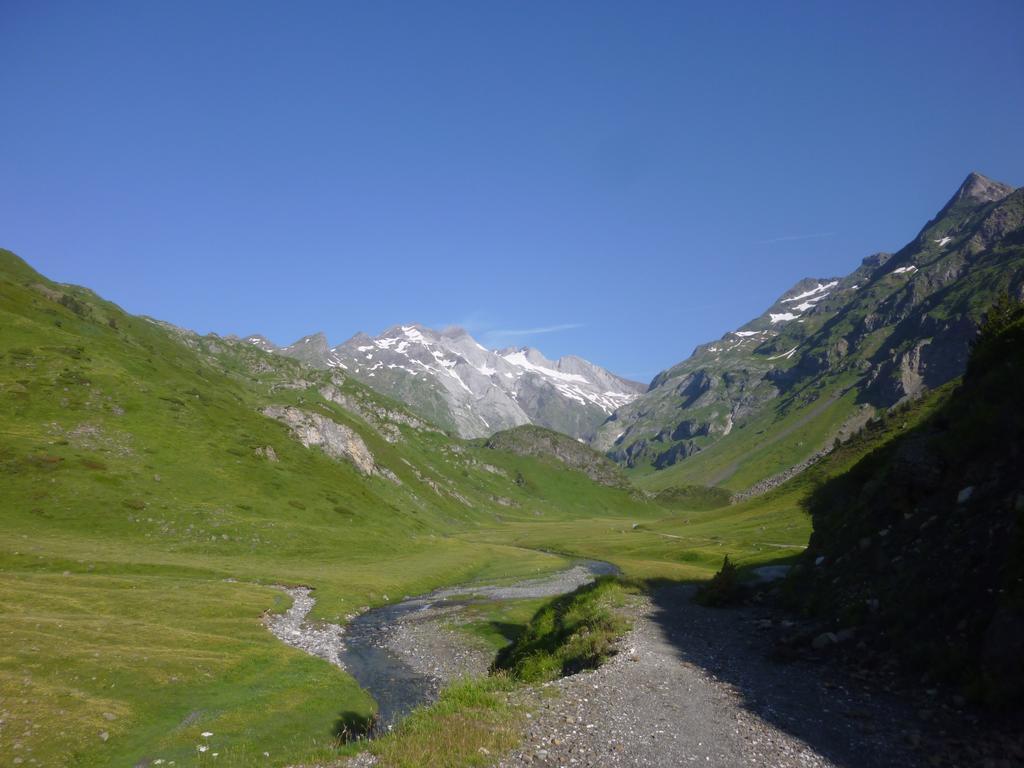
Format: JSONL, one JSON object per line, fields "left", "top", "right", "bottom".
{"left": 695, "top": 555, "right": 744, "bottom": 607}
{"left": 122, "top": 498, "right": 147, "bottom": 510}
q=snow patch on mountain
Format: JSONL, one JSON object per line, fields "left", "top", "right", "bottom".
{"left": 501, "top": 350, "right": 590, "bottom": 384}
{"left": 768, "top": 346, "right": 798, "bottom": 361}
{"left": 781, "top": 281, "right": 838, "bottom": 304}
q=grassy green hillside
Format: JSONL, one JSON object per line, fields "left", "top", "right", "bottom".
{"left": 481, "top": 424, "right": 627, "bottom": 487}
{"left": 0, "top": 250, "right": 660, "bottom": 767}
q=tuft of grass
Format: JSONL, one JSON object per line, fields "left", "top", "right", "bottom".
{"left": 369, "top": 676, "right": 521, "bottom": 768}
{"left": 494, "top": 577, "right": 634, "bottom": 682}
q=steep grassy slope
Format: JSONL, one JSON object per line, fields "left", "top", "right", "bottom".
{"left": 0, "top": 250, "right": 658, "bottom": 767}
{"left": 787, "top": 300, "right": 1024, "bottom": 706}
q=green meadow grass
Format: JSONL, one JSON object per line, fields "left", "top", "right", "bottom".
{"left": 444, "top": 598, "right": 550, "bottom": 653}
{"left": 368, "top": 676, "right": 522, "bottom": 768}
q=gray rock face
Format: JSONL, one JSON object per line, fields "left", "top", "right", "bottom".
{"left": 262, "top": 404, "right": 381, "bottom": 477}
{"left": 945, "top": 171, "right": 1014, "bottom": 208}
{"left": 252, "top": 324, "right": 645, "bottom": 439}
{"left": 318, "top": 382, "right": 438, "bottom": 443}
{"left": 278, "top": 332, "right": 336, "bottom": 368}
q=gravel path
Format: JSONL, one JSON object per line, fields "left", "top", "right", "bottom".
{"left": 498, "top": 584, "right": 923, "bottom": 768}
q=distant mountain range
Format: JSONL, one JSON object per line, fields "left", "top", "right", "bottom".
{"left": 243, "top": 325, "right": 644, "bottom": 439}
{"left": 593, "top": 172, "right": 1023, "bottom": 487}
{"left": 242, "top": 172, "right": 1022, "bottom": 493}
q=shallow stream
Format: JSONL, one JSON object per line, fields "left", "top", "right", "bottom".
{"left": 267, "top": 559, "right": 617, "bottom": 730}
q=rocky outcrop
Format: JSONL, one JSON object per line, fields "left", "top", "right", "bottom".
{"left": 254, "top": 445, "right": 278, "bottom": 462}
{"left": 318, "top": 382, "right": 438, "bottom": 443}
{"left": 262, "top": 405, "right": 389, "bottom": 479}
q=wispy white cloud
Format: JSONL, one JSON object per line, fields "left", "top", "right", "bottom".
{"left": 755, "top": 232, "right": 835, "bottom": 244}
{"left": 486, "top": 322, "right": 585, "bottom": 338}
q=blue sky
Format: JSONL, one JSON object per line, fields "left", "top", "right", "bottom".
{"left": 2, "top": 2, "right": 1022, "bottom": 382}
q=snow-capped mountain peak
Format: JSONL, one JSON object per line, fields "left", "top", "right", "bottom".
{"left": 249, "top": 323, "right": 645, "bottom": 439}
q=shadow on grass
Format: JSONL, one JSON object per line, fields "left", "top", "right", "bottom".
{"left": 485, "top": 620, "right": 526, "bottom": 645}
{"left": 641, "top": 565, "right": 923, "bottom": 768}
{"left": 332, "top": 710, "right": 381, "bottom": 744}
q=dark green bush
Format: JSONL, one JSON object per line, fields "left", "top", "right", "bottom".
{"left": 695, "top": 555, "right": 743, "bottom": 607}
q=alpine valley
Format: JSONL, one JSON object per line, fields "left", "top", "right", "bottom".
{"left": 2, "top": 171, "right": 1023, "bottom": 768}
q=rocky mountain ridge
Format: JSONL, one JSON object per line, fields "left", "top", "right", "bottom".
{"left": 245, "top": 324, "right": 645, "bottom": 439}
{"left": 595, "top": 172, "right": 1023, "bottom": 482}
